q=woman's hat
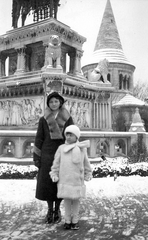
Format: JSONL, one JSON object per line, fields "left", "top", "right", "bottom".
{"left": 65, "top": 125, "right": 80, "bottom": 139}
{"left": 47, "top": 91, "right": 65, "bottom": 107}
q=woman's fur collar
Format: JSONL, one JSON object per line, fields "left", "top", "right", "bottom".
{"left": 44, "top": 106, "right": 70, "bottom": 139}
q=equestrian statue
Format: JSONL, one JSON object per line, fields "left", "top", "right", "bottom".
{"left": 12, "top": 0, "right": 60, "bottom": 28}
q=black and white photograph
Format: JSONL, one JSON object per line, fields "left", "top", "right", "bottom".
{"left": 0, "top": 0, "right": 148, "bottom": 239}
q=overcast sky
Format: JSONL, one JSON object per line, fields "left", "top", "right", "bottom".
{"left": 0, "top": 0, "right": 148, "bottom": 85}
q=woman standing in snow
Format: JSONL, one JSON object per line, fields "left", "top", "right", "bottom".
{"left": 33, "top": 92, "right": 73, "bottom": 224}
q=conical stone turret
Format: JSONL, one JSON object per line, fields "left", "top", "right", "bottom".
{"left": 129, "top": 108, "right": 146, "bottom": 132}
{"left": 92, "top": 0, "right": 131, "bottom": 64}
{"left": 82, "top": 0, "right": 135, "bottom": 67}
{"left": 94, "top": 0, "right": 122, "bottom": 51}
{"left": 82, "top": 0, "right": 135, "bottom": 93}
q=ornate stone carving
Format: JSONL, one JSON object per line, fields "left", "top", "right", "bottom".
{"left": 90, "top": 59, "right": 110, "bottom": 83}
{"left": 0, "top": 84, "right": 44, "bottom": 98}
{"left": 0, "top": 97, "right": 43, "bottom": 126}
{"left": 95, "top": 91, "right": 110, "bottom": 101}
{"left": 0, "top": 21, "right": 86, "bottom": 51}
{"left": 62, "top": 85, "right": 95, "bottom": 100}
{"left": 42, "top": 35, "right": 62, "bottom": 72}
{"left": 65, "top": 100, "right": 90, "bottom": 128}
{"left": 0, "top": 53, "right": 7, "bottom": 77}
{"left": 12, "top": 0, "right": 60, "bottom": 28}
{"left": 75, "top": 50, "right": 83, "bottom": 74}
{"left": 45, "top": 79, "right": 63, "bottom": 94}
{"left": 15, "top": 47, "right": 26, "bottom": 74}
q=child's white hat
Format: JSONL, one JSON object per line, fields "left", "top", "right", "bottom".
{"left": 65, "top": 125, "right": 80, "bottom": 139}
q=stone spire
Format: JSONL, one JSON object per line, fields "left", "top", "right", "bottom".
{"left": 90, "top": 0, "right": 132, "bottom": 65}
{"left": 94, "top": 0, "right": 122, "bottom": 51}
{"left": 129, "top": 108, "right": 146, "bottom": 132}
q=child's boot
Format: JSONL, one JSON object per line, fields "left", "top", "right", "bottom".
{"left": 71, "top": 222, "right": 79, "bottom": 230}
{"left": 64, "top": 222, "right": 71, "bottom": 230}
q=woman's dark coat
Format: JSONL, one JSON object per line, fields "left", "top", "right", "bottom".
{"left": 33, "top": 107, "right": 73, "bottom": 201}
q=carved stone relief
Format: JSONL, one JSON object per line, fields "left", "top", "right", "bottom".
{"left": 46, "top": 79, "right": 63, "bottom": 94}
{"left": 0, "top": 97, "right": 43, "bottom": 126}
{"left": 64, "top": 99, "right": 90, "bottom": 128}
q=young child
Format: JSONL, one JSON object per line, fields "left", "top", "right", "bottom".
{"left": 50, "top": 125, "right": 92, "bottom": 230}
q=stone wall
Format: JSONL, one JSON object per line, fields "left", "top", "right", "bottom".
{"left": 0, "top": 130, "right": 141, "bottom": 158}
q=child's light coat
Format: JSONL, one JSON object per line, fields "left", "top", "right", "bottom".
{"left": 50, "top": 140, "right": 92, "bottom": 199}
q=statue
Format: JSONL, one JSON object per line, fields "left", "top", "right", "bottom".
{"left": 42, "top": 35, "right": 62, "bottom": 71}
{"left": 12, "top": 0, "right": 60, "bottom": 28}
{"left": 90, "top": 59, "right": 109, "bottom": 83}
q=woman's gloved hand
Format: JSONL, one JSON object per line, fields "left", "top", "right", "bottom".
{"left": 34, "top": 160, "right": 41, "bottom": 169}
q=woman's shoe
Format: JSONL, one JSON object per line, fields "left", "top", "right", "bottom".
{"left": 54, "top": 209, "right": 61, "bottom": 223}
{"left": 64, "top": 223, "right": 71, "bottom": 230}
{"left": 45, "top": 209, "right": 53, "bottom": 224}
{"left": 71, "top": 222, "right": 79, "bottom": 230}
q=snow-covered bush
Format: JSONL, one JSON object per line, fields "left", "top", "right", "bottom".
{"left": 1, "top": 158, "right": 148, "bottom": 179}
{"left": 0, "top": 163, "right": 38, "bottom": 179}
{"left": 91, "top": 157, "right": 148, "bottom": 178}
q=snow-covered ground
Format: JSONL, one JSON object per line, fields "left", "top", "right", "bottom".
{"left": 1, "top": 177, "right": 148, "bottom": 239}
{"left": 1, "top": 176, "right": 148, "bottom": 205}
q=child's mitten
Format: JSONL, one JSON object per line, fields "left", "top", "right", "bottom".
{"left": 84, "top": 174, "right": 92, "bottom": 181}
{"left": 52, "top": 176, "right": 59, "bottom": 182}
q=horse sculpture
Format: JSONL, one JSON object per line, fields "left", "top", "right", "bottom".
{"left": 12, "top": 0, "right": 60, "bottom": 28}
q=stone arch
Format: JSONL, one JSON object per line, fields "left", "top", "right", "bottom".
{"left": 22, "top": 139, "right": 34, "bottom": 158}
{"left": 96, "top": 139, "right": 109, "bottom": 155}
{"left": 116, "top": 138, "right": 126, "bottom": 155}
{"left": 0, "top": 139, "right": 15, "bottom": 157}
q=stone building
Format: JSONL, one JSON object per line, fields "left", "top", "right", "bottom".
{"left": 0, "top": 0, "right": 147, "bottom": 159}
{"left": 82, "top": 0, "right": 135, "bottom": 94}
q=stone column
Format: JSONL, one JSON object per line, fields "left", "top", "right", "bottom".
{"left": 75, "top": 50, "right": 83, "bottom": 75}
{"left": 15, "top": 47, "right": 26, "bottom": 74}
{"left": 68, "top": 52, "right": 75, "bottom": 74}
{"left": 100, "top": 103, "right": 102, "bottom": 129}
{"left": 105, "top": 103, "right": 108, "bottom": 129}
{"left": 97, "top": 103, "right": 99, "bottom": 128}
{"left": 15, "top": 138, "right": 24, "bottom": 158}
{"left": 0, "top": 53, "right": 7, "bottom": 77}
{"left": 127, "top": 76, "right": 130, "bottom": 90}
{"left": 109, "top": 138, "right": 115, "bottom": 157}
{"left": 42, "top": 42, "right": 49, "bottom": 67}
{"left": 102, "top": 103, "right": 105, "bottom": 129}
{"left": 108, "top": 101, "right": 112, "bottom": 129}
{"left": 93, "top": 102, "right": 96, "bottom": 128}
{"left": 89, "top": 138, "right": 97, "bottom": 158}
{"left": 61, "top": 50, "right": 66, "bottom": 73}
